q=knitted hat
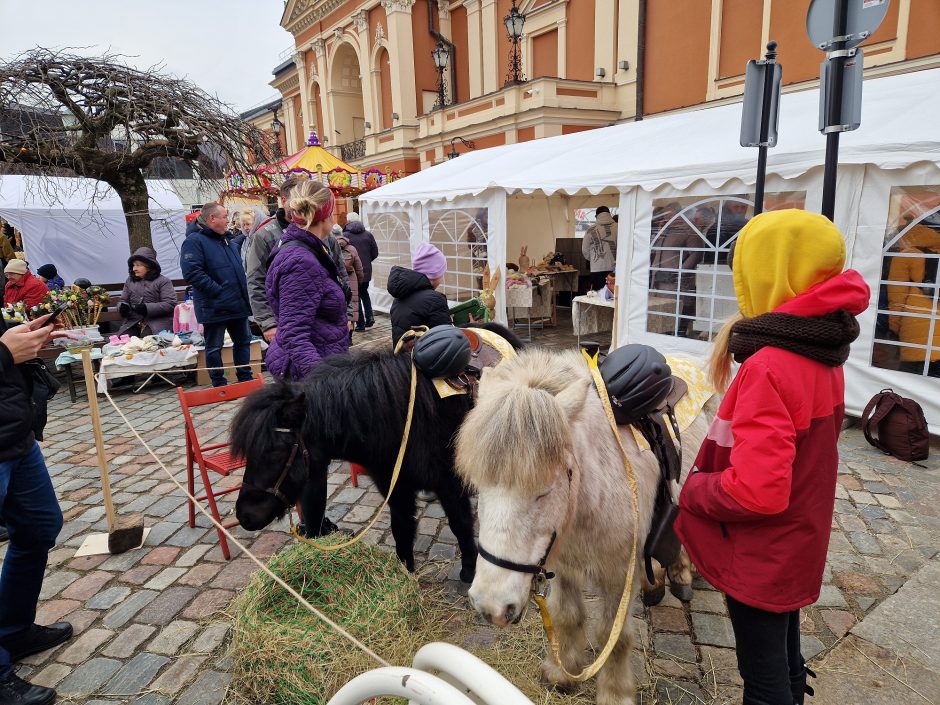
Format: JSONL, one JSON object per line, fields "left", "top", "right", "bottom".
{"left": 37, "top": 264, "right": 58, "bottom": 279}
{"left": 412, "top": 242, "right": 447, "bottom": 280}
{"left": 346, "top": 212, "right": 361, "bottom": 223}
{"left": 732, "top": 209, "right": 846, "bottom": 318}
{"left": 331, "top": 224, "right": 343, "bottom": 236}
{"left": 4, "top": 259, "right": 27, "bottom": 275}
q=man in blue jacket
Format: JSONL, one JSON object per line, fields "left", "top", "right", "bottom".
{"left": 180, "top": 203, "right": 254, "bottom": 387}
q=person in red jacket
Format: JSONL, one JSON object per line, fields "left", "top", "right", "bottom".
{"left": 675, "top": 209, "right": 870, "bottom": 705}
{"left": 3, "top": 260, "right": 48, "bottom": 310}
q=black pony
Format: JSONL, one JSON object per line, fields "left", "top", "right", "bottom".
{"left": 230, "top": 322, "right": 523, "bottom": 583}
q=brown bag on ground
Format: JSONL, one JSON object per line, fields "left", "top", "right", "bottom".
{"left": 862, "top": 389, "right": 930, "bottom": 462}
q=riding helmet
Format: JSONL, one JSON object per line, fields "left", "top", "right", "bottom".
{"left": 413, "top": 325, "right": 472, "bottom": 379}
{"left": 600, "top": 344, "right": 673, "bottom": 425}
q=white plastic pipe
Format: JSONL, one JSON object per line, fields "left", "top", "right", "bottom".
{"left": 409, "top": 642, "right": 535, "bottom": 705}
{"left": 325, "top": 666, "right": 479, "bottom": 705}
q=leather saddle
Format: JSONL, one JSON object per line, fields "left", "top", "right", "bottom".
{"left": 443, "top": 328, "right": 506, "bottom": 398}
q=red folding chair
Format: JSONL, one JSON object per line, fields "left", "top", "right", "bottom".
{"left": 350, "top": 462, "right": 365, "bottom": 488}
{"left": 177, "top": 379, "right": 264, "bottom": 559}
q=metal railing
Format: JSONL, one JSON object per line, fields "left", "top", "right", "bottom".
{"left": 339, "top": 138, "right": 366, "bottom": 162}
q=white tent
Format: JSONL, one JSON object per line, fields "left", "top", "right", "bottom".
{"left": 0, "top": 175, "right": 187, "bottom": 285}
{"left": 360, "top": 67, "right": 940, "bottom": 431}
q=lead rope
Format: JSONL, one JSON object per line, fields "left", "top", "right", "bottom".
{"left": 531, "top": 348, "right": 642, "bottom": 682}
{"left": 289, "top": 328, "right": 426, "bottom": 551}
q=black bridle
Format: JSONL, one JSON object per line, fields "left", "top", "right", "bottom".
{"left": 240, "top": 427, "right": 309, "bottom": 509}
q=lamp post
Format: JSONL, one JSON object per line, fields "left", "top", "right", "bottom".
{"left": 504, "top": 0, "right": 526, "bottom": 85}
{"left": 432, "top": 41, "right": 449, "bottom": 110}
{"left": 270, "top": 110, "right": 283, "bottom": 162}
{"left": 447, "top": 136, "right": 476, "bottom": 160}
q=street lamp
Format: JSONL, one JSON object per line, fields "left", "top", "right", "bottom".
{"left": 504, "top": 0, "right": 526, "bottom": 85}
{"left": 432, "top": 41, "right": 449, "bottom": 110}
{"left": 270, "top": 111, "right": 283, "bottom": 162}
{"left": 447, "top": 136, "right": 476, "bottom": 160}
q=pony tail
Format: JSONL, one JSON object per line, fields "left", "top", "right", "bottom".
{"left": 287, "top": 180, "right": 332, "bottom": 231}
{"left": 707, "top": 311, "right": 744, "bottom": 393}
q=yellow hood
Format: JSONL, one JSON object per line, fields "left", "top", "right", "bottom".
{"left": 732, "top": 209, "right": 846, "bottom": 318}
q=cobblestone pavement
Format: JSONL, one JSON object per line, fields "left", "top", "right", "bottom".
{"left": 7, "top": 310, "right": 939, "bottom": 704}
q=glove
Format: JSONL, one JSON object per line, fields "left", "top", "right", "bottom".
{"left": 132, "top": 303, "right": 147, "bottom": 315}
{"left": 118, "top": 302, "right": 131, "bottom": 317}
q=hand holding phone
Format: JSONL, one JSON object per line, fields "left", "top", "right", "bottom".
{"left": 45, "top": 301, "right": 70, "bottom": 325}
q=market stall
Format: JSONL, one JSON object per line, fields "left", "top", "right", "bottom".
{"left": 360, "top": 67, "right": 940, "bottom": 431}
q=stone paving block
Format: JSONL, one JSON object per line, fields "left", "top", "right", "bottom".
{"left": 860, "top": 505, "right": 889, "bottom": 521}
{"left": 650, "top": 606, "right": 688, "bottom": 633}
{"left": 145, "top": 498, "right": 185, "bottom": 519}
{"left": 35, "top": 598, "right": 81, "bottom": 625}
{"left": 101, "top": 651, "right": 171, "bottom": 696}
{"left": 86, "top": 586, "right": 132, "bottom": 610}
{"left": 149, "top": 620, "right": 200, "bottom": 655}
{"left": 209, "top": 559, "right": 255, "bottom": 590}
{"left": 123, "top": 493, "right": 163, "bottom": 514}
{"left": 63, "top": 570, "right": 113, "bottom": 601}
{"left": 57, "top": 657, "right": 122, "bottom": 697}
{"left": 249, "top": 531, "right": 291, "bottom": 560}
{"left": 176, "top": 670, "right": 232, "bottom": 705}
{"left": 144, "top": 566, "right": 187, "bottom": 590}
{"left": 99, "top": 547, "right": 148, "bottom": 572}
{"left": 838, "top": 514, "right": 867, "bottom": 533}
{"left": 164, "top": 526, "right": 211, "bottom": 547}
{"left": 833, "top": 571, "right": 882, "bottom": 595}
{"left": 820, "top": 609, "right": 856, "bottom": 638}
{"left": 61, "top": 608, "right": 99, "bottom": 636}
{"left": 150, "top": 654, "right": 207, "bottom": 695}
{"left": 38, "top": 570, "right": 80, "bottom": 600}
{"left": 176, "top": 544, "right": 212, "bottom": 567}
{"left": 653, "top": 633, "right": 697, "bottom": 662}
{"left": 67, "top": 553, "right": 110, "bottom": 571}
{"left": 177, "top": 563, "right": 223, "bottom": 588}
{"left": 699, "top": 645, "right": 743, "bottom": 686}
{"left": 141, "top": 546, "right": 182, "bottom": 566}
{"left": 815, "top": 584, "right": 849, "bottom": 608}
{"left": 848, "top": 531, "right": 882, "bottom": 555}
{"left": 136, "top": 586, "right": 198, "bottom": 626}
{"left": 120, "top": 564, "right": 162, "bottom": 585}
{"left": 58, "top": 628, "right": 114, "bottom": 664}
{"left": 30, "top": 663, "right": 71, "bottom": 688}
{"left": 428, "top": 542, "right": 456, "bottom": 561}
{"left": 181, "top": 589, "right": 234, "bottom": 620}
{"left": 102, "top": 624, "right": 156, "bottom": 658}
{"left": 877, "top": 494, "right": 902, "bottom": 509}
{"left": 691, "top": 613, "right": 735, "bottom": 648}
{"left": 801, "top": 635, "right": 825, "bottom": 660}
{"left": 103, "top": 590, "right": 159, "bottom": 629}
{"left": 192, "top": 623, "right": 230, "bottom": 654}
{"left": 689, "top": 589, "right": 726, "bottom": 614}
{"left": 863, "top": 481, "right": 891, "bottom": 494}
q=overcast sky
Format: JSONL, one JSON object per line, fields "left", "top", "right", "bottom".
{"left": 1, "top": 0, "right": 294, "bottom": 113}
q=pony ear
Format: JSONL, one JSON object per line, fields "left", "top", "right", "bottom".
{"left": 554, "top": 377, "right": 591, "bottom": 420}
{"left": 280, "top": 388, "right": 306, "bottom": 426}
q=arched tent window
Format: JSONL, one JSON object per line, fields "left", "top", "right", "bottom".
{"left": 369, "top": 211, "right": 412, "bottom": 291}
{"left": 872, "top": 187, "right": 940, "bottom": 377}
{"left": 428, "top": 207, "right": 488, "bottom": 301}
{"left": 646, "top": 192, "right": 805, "bottom": 340}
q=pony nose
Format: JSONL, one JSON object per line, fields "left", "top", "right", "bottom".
{"left": 505, "top": 603, "right": 520, "bottom": 624}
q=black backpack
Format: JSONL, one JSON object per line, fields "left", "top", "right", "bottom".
{"left": 862, "top": 389, "right": 930, "bottom": 463}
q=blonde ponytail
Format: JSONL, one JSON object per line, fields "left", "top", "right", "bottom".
{"left": 286, "top": 180, "right": 333, "bottom": 231}
{"left": 707, "top": 310, "right": 744, "bottom": 393}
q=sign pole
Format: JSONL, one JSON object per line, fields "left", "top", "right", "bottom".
{"left": 820, "top": 0, "right": 850, "bottom": 220}
{"left": 753, "top": 41, "right": 778, "bottom": 216}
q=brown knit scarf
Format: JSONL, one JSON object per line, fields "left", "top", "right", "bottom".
{"left": 729, "top": 309, "right": 860, "bottom": 366}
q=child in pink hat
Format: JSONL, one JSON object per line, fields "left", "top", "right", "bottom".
{"left": 387, "top": 242, "right": 452, "bottom": 345}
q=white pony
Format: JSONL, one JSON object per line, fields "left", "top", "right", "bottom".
{"left": 456, "top": 347, "right": 717, "bottom": 705}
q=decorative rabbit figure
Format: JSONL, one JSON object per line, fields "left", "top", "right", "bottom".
{"left": 518, "top": 245, "right": 530, "bottom": 271}
{"left": 480, "top": 265, "right": 501, "bottom": 321}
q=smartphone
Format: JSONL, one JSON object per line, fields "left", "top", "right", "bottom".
{"left": 44, "top": 301, "right": 70, "bottom": 325}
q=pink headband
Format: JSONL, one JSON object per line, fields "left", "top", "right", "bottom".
{"left": 290, "top": 191, "right": 336, "bottom": 227}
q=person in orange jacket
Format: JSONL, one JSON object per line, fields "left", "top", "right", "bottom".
{"left": 675, "top": 210, "right": 870, "bottom": 705}
{"left": 3, "top": 260, "right": 48, "bottom": 310}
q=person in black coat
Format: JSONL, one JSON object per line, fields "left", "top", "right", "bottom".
{"left": 343, "top": 213, "right": 379, "bottom": 331}
{"left": 0, "top": 316, "right": 72, "bottom": 704}
{"left": 388, "top": 242, "right": 451, "bottom": 346}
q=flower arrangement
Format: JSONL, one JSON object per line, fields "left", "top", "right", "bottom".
{"left": 1, "top": 301, "right": 34, "bottom": 322}
{"left": 37, "top": 285, "right": 110, "bottom": 329}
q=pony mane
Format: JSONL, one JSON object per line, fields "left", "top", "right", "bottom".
{"left": 456, "top": 348, "right": 591, "bottom": 492}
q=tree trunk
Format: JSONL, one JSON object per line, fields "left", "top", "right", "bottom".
{"left": 108, "top": 169, "right": 153, "bottom": 252}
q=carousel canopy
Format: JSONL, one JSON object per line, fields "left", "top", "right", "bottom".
{"left": 263, "top": 131, "right": 359, "bottom": 175}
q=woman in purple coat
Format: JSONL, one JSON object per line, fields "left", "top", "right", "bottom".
{"left": 265, "top": 180, "right": 350, "bottom": 380}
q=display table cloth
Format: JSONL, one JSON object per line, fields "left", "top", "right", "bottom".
{"left": 97, "top": 347, "right": 198, "bottom": 393}
{"left": 571, "top": 294, "right": 615, "bottom": 336}
{"left": 506, "top": 278, "right": 554, "bottom": 320}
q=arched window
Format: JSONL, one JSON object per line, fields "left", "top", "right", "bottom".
{"left": 428, "top": 207, "right": 489, "bottom": 301}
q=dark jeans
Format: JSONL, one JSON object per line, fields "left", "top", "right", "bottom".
{"left": 726, "top": 594, "right": 806, "bottom": 705}
{"left": 357, "top": 280, "right": 374, "bottom": 328}
{"left": 0, "top": 443, "right": 63, "bottom": 679}
{"left": 298, "top": 470, "right": 328, "bottom": 537}
{"left": 203, "top": 318, "right": 253, "bottom": 387}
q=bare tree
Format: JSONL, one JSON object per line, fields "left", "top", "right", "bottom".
{"left": 0, "top": 49, "right": 268, "bottom": 250}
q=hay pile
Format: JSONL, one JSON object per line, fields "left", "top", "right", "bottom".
{"left": 230, "top": 541, "right": 621, "bottom": 704}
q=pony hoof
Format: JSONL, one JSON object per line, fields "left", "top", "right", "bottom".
{"left": 669, "top": 583, "right": 694, "bottom": 602}
{"left": 539, "top": 662, "right": 578, "bottom": 693}
{"left": 641, "top": 585, "right": 665, "bottom": 607}
{"left": 459, "top": 566, "right": 476, "bottom": 584}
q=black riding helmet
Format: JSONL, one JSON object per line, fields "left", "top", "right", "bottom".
{"left": 413, "top": 325, "right": 472, "bottom": 379}
{"left": 600, "top": 344, "right": 674, "bottom": 425}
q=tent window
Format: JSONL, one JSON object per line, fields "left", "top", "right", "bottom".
{"left": 646, "top": 192, "right": 805, "bottom": 341}
{"left": 872, "top": 186, "right": 940, "bottom": 378}
{"left": 369, "top": 211, "right": 412, "bottom": 291}
{"left": 428, "top": 207, "right": 488, "bottom": 301}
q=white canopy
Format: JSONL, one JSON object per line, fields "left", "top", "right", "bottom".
{"left": 0, "top": 175, "right": 186, "bottom": 285}
{"left": 362, "top": 67, "right": 940, "bottom": 205}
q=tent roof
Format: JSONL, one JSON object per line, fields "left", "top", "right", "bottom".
{"left": 0, "top": 175, "right": 183, "bottom": 212}
{"left": 362, "top": 67, "right": 940, "bottom": 206}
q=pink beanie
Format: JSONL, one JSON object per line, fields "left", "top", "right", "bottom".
{"left": 412, "top": 242, "right": 447, "bottom": 280}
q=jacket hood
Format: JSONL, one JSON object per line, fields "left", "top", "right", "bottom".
{"left": 344, "top": 221, "right": 366, "bottom": 235}
{"left": 128, "top": 246, "right": 161, "bottom": 279}
{"left": 595, "top": 212, "right": 616, "bottom": 227}
{"left": 186, "top": 219, "right": 200, "bottom": 235}
{"left": 335, "top": 234, "right": 351, "bottom": 248}
{"left": 387, "top": 266, "right": 434, "bottom": 298}
{"left": 733, "top": 209, "right": 847, "bottom": 318}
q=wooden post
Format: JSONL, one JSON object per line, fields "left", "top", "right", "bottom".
{"left": 81, "top": 349, "right": 116, "bottom": 532}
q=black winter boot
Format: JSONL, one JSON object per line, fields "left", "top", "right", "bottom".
{"left": 0, "top": 673, "right": 55, "bottom": 705}
{"left": 789, "top": 661, "right": 816, "bottom": 705}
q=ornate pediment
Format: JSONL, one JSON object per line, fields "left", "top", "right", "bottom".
{"left": 284, "top": 0, "right": 361, "bottom": 34}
